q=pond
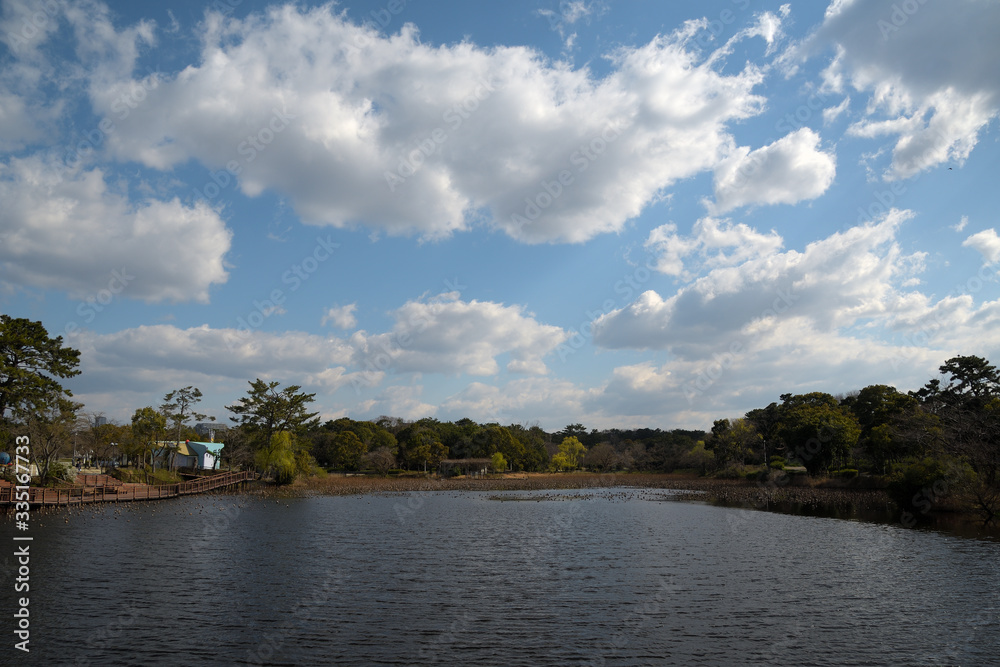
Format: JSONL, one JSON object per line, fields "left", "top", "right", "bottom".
{"left": 4, "top": 488, "right": 998, "bottom": 665}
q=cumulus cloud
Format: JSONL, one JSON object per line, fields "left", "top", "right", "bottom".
{"left": 69, "top": 325, "right": 358, "bottom": 393}
{"left": 645, "top": 217, "right": 783, "bottom": 280}
{"left": 353, "top": 292, "right": 569, "bottom": 376}
{"left": 322, "top": 303, "right": 358, "bottom": 330}
{"left": 789, "top": 0, "right": 1000, "bottom": 179}
{"left": 0, "top": 157, "right": 231, "bottom": 302}
{"left": 963, "top": 229, "right": 1000, "bottom": 264}
{"left": 66, "top": 293, "right": 574, "bottom": 423}
{"left": 74, "top": 3, "right": 771, "bottom": 244}
{"left": 439, "top": 377, "right": 591, "bottom": 427}
{"left": 710, "top": 128, "right": 836, "bottom": 213}
{"left": 357, "top": 385, "right": 437, "bottom": 422}
{"left": 595, "top": 210, "right": 925, "bottom": 355}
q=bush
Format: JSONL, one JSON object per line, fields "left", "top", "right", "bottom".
{"left": 769, "top": 461, "right": 785, "bottom": 470}
{"left": 833, "top": 468, "right": 859, "bottom": 478}
{"left": 713, "top": 466, "right": 745, "bottom": 480}
{"left": 887, "top": 456, "right": 972, "bottom": 517}
{"left": 48, "top": 462, "right": 72, "bottom": 483}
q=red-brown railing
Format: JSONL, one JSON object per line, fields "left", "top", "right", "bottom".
{"left": 0, "top": 470, "right": 255, "bottom": 506}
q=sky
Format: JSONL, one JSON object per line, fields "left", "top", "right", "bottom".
{"left": 1, "top": 0, "right": 999, "bottom": 432}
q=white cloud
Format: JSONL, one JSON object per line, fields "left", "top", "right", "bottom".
{"left": 595, "top": 210, "right": 925, "bottom": 355}
{"left": 357, "top": 385, "right": 437, "bottom": 422}
{"left": 0, "top": 157, "right": 231, "bottom": 302}
{"left": 588, "top": 209, "right": 1000, "bottom": 426}
{"left": 69, "top": 325, "right": 358, "bottom": 393}
{"left": 83, "top": 4, "right": 768, "bottom": 244}
{"left": 354, "top": 292, "right": 569, "bottom": 376}
{"left": 823, "top": 95, "right": 850, "bottom": 124}
{"left": 791, "top": 0, "right": 1000, "bottom": 179}
{"left": 322, "top": 303, "right": 358, "bottom": 330}
{"left": 439, "top": 377, "right": 591, "bottom": 428}
{"left": 952, "top": 215, "right": 969, "bottom": 233}
{"left": 710, "top": 128, "right": 837, "bottom": 214}
{"left": 645, "top": 217, "right": 783, "bottom": 280}
{"left": 963, "top": 229, "right": 1000, "bottom": 264}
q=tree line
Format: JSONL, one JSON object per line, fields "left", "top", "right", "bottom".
{"left": 2, "top": 315, "right": 998, "bottom": 523}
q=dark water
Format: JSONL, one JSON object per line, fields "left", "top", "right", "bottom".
{"left": 2, "top": 488, "right": 998, "bottom": 666}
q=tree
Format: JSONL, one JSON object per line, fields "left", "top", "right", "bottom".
{"left": 225, "top": 379, "right": 319, "bottom": 451}
{"left": 28, "top": 397, "right": 80, "bottom": 485}
{"left": 161, "top": 386, "right": 210, "bottom": 449}
{"left": 583, "top": 442, "right": 620, "bottom": 471}
{"left": 328, "top": 430, "right": 367, "bottom": 470}
{"left": 490, "top": 451, "right": 507, "bottom": 473}
{"left": 678, "top": 441, "right": 715, "bottom": 475}
{"left": 777, "top": 393, "right": 860, "bottom": 475}
{"left": 363, "top": 446, "right": 396, "bottom": 476}
{"left": 848, "top": 385, "right": 922, "bottom": 473}
{"left": 707, "top": 418, "right": 762, "bottom": 468}
{"left": 508, "top": 424, "right": 550, "bottom": 471}
{"left": 0, "top": 316, "right": 81, "bottom": 438}
{"left": 131, "top": 407, "right": 166, "bottom": 475}
{"left": 554, "top": 436, "right": 586, "bottom": 470}
{"left": 77, "top": 413, "right": 129, "bottom": 472}
{"left": 912, "top": 356, "right": 1000, "bottom": 522}
{"left": 255, "top": 431, "right": 297, "bottom": 484}
{"left": 746, "top": 402, "right": 781, "bottom": 461}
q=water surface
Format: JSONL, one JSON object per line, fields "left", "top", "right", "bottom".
{"left": 3, "top": 488, "right": 997, "bottom": 665}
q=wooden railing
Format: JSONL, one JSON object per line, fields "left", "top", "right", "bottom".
{"left": 0, "top": 470, "right": 256, "bottom": 506}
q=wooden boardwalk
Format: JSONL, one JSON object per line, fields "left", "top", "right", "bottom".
{"left": 0, "top": 470, "right": 256, "bottom": 506}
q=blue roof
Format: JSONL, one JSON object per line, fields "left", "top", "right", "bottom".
{"left": 186, "top": 441, "right": 224, "bottom": 456}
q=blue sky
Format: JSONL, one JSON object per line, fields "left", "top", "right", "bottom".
{"left": 2, "top": 0, "right": 999, "bottom": 431}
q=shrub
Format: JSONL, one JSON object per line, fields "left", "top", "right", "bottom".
{"left": 713, "top": 466, "right": 745, "bottom": 480}
{"left": 769, "top": 461, "right": 785, "bottom": 470}
{"left": 834, "top": 468, "right": 859, "bottom": 478}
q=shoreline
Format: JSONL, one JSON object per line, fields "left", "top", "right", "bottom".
{"left": 293, "top": 472, "right": 999, "bottom": 537}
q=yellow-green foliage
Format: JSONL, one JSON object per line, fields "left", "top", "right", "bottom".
{"left": 554, "top": 436, "right": 586, "bottom": 470}
{"left": 256, "top": 431, "right": 297, "bottom": 484}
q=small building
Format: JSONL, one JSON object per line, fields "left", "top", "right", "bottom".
{"left": 170, "top": 441, "right": 225, "bottom": 470}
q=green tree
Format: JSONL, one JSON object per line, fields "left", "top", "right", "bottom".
{"left": 0, "top": 316, "right": 81, "bottom": 439}
{"left": 707, "top": 418, "right": 762, "bottom": 468}
{"left": 255, "top": 431, "right": 297, "bottom": 484}
{"left": 131, "top": 407, "right": 166, "bottom": 475}
{"left": 848, "top": 385, "right": 922, "bottom": 473}
{"left": 555, "top": 436, "right": 586, "bottom": 470}
{"left": 490, "top": 451, "right": 507, "bottom": 472}
{"left": 508, "top": 424, "right": 550, "bottom": 471}
{"left": 28, "top": 397, "right": 81, "bottom": 485}
{"left": 913, "top": 356, "right": 1000, "bottom": 522}
{"left": 225, "top": 379, "right": 319, "bottom": 451}
{"left": 678, "top": 441, "right": 715, "bottom": 475}
{"left": 745, "top": 402, "right": 781, "bottom": 462}
{"left": 778, "top": 393, "right": 861, "bottom": 475}
{"left": 161, "top": 386, "right": 210, "bottom": 449}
